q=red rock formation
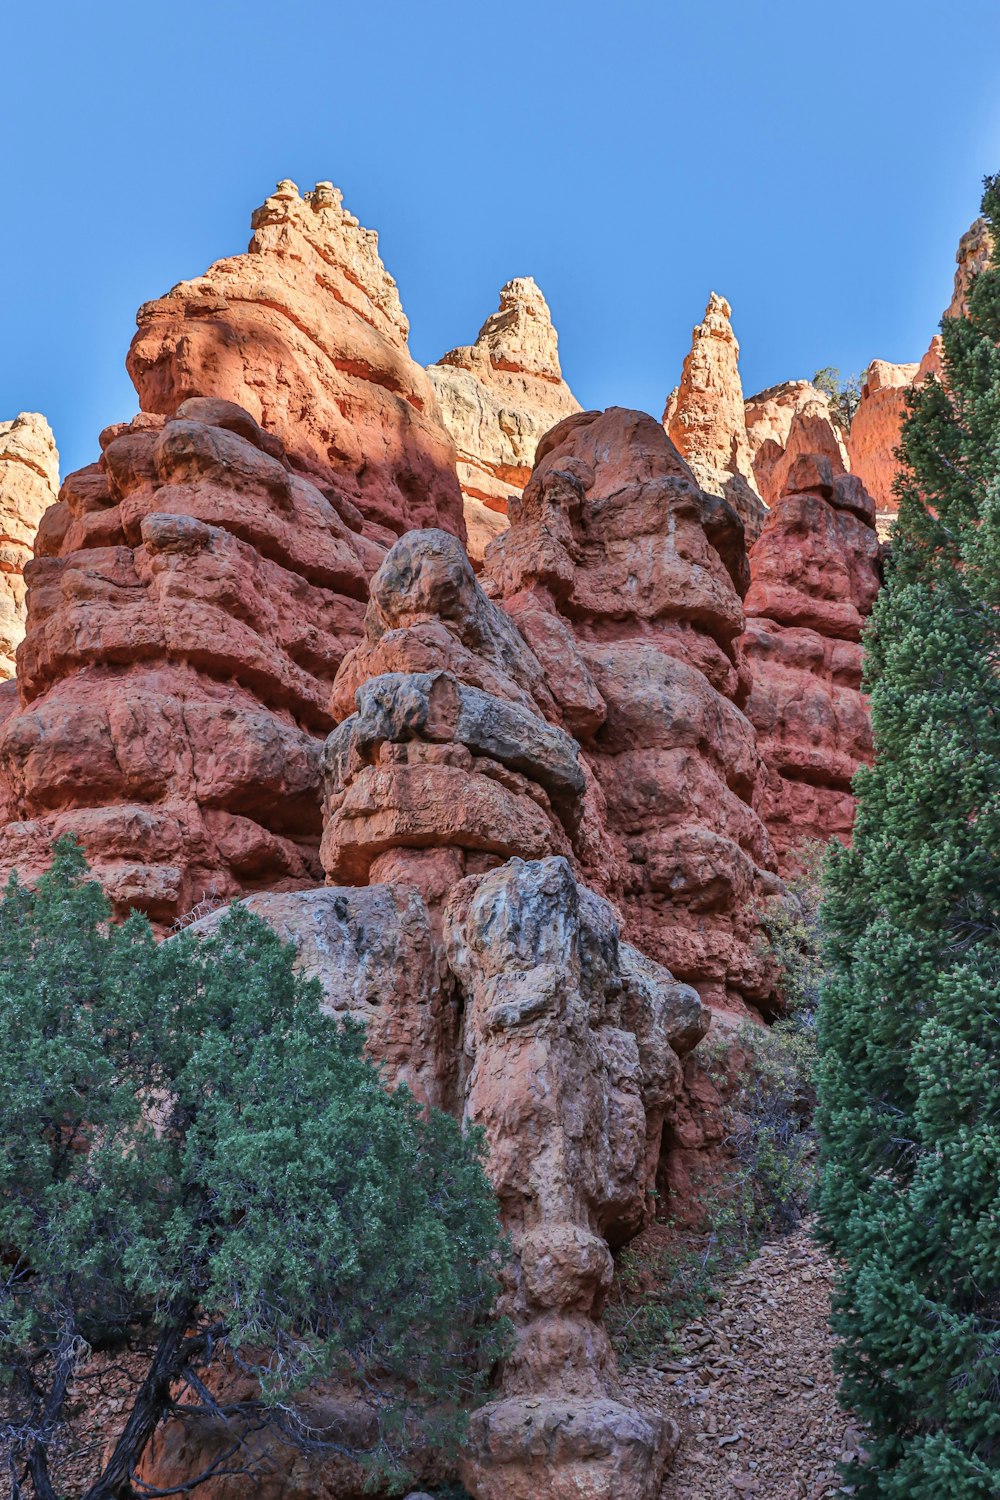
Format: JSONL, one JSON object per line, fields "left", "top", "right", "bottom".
{"left": 318, "top": 529, "right": 708, "bottom": 1499}
{"left": 0, "top": 398, "right": 370, "bottom": 922}
{"left": 741, "top": 454, "right": 881, "bottom": 870}
{"left": 845, "top": 355, "right": 924, "bottom": 519}
{"left": 744, "top": 381, "right": 848, "bottom": 507}
{"left": 485, "top": 406, "right": 783, "bottom": 1017}
{"left": 664, "top": 294, "right": 767, "bottom": 541}
{"left": 141, "top": 525, "right": 708, "bottom": 1500}
{"left": 0, "top": 413, "right": 59, "bottom": 677}
{"left": 427, "top": 277, "right": 580, "bottom": 561}
{"left": 127, "top": 179, "right": 465, "bottom": 543}
{"left": 848, "top": 217, "right": 994, "bottom": 519}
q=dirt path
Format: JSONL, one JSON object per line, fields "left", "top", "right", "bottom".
{"left": 622, "top": 1226, "right": 867, "bottom": 1499}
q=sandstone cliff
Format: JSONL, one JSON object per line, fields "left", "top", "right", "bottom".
{"left": 0, "top": 399, "right": 371, "bottom": 923}
{"left": 0, "top": 413, "right": 59, "bottom": 678}
{"left": 848, "top": 217, "right": 994, "bottom": 517}
{"left": 744, "top": 380, "right": 849, "bottom": 507}
{"left": 484, "top": 407, "right": 783, "bottom": 1017}
{"left": 741, "top": 454, "right": 880, "bottom": 870}
{"left": 664, "top": 293, "right": 767, "bottom": 540}
{"left": 127, "top": 179, "right": 465, "bottom": 543}
{"left": 427, "top": 277, "right": 580, "bottom": 561}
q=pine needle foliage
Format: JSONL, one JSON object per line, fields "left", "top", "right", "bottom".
{"left": 0, "top": 839, "right": 507, "bottom": 1498}
{"left": 816, "top": 175, "right": 1000, "bottom": 1497}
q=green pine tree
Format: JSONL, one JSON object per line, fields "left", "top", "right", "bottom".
{"left": 816, "top": 175, "right": 1000, "bottom": 1498}
{"left": 0, "top": 840, "right": 507, "bottom": 1498}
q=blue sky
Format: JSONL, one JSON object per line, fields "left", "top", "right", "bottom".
{"left": 3, "top": 0, "right": 999, "bottom": 478}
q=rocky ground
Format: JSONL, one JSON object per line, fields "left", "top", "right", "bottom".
{"left": 622, "top": 1224, "right": 867, "bottom": 1499}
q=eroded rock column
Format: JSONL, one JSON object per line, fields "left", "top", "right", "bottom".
{"left": 484, "top": 407, "right": 784, "bottom": 1018}
{"left": 0, "top": 413, "right": 59, "bottom": 678}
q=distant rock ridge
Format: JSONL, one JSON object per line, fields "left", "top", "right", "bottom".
{"left": 427, "top": 277, "right": 580, "bottom": 561}
{"left": 848, "top": 215, "right": 994, "bottom": 518}
{"left": 0, "top": 413, "right": 59, "bottom": 679}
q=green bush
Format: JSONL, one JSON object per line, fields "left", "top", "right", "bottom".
{"left": 816, "top": 174, "right": 1000, "bottom": 1498}
{"left": 0, "top": 840, "right": 508, "bottom": 1498}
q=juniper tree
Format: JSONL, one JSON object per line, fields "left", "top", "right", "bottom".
{"left": 0, "top": 839, "right": 506, "bottom": 1499}
{"left": 817, "top": 176, "right": 1000, "bottom": 1497}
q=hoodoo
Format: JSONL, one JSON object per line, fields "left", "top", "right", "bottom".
{"left": 664, "top": 292, "right": 767, "bottom": 540}
{"left": 428, "top": 276, "right": 580, "bottom": 560}
{"left": 0, "top": 412, "right": 58, "bottom": 679}
{"left": 127, "top": 179, "right": 465, "bottom": 543}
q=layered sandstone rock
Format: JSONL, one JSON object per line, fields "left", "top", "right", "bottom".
{"left": 664, "top": 294, "right": 767, "bottom": 541}
{"left": 741, "top": 454, "right": 880, "bottom": 870}
{"left": 427, "top": 278, "right": 580, "bottom": 561}
{"left": 143, "top": 526, "right": 708, "bottom": 1500}
{"left": 848, "top": 217, "right": 995, "bottom": 518}
{"left": 0, "top": 398, "right": 370, "bottom": 922}
{"left": 127, "top": 179, "right": 465, "bottom": 542}
{"left": 320, "top": 527, "right": 705, "bottom": 1497}
{"left": 845, "top": 355, "right": 924, "bottom": 518}
{"left": 744, "top": 381, "right": 849, "bottom": 507}
{"left": 946, "top": 215, "right": 993, "bottom": 318}
{"left": 0, "top": 413, "right": 59, "bottom": 677}
{"left": 485, "top": 406, "right": 784, "bottom": 1017}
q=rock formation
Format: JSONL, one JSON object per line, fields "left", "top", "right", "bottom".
{"left": 744, "top": 381, "right": 849, "bottom": 508}
{"left": 427, "top": 278, "right": 580, "bottom": 561}
{"left": 0, "top": 176, "right": 894, "bottom": 1499}
{"left": 127, "top": 179, "right": 465, "bottom": 543}
{"left": 740, "top": 454, "right": 881, "bottom": 870}
{"left": 0, "top": 398, "right": 371, "bottom": 922}
{"left": 0, "top": 413, "right": 59, "bottom": 677}
{"left": 844, "top": 354, "right": 925, "bottom": 519}
{"left": 484, "top": 407, "right": 784, "bottom": 1017}
{"left": 143, "top": 522, "right": 710, "bottom": 1500}
{"left": 848, "top": 217, "right": 994, "bottom": 519}
{"left": 664, "top": 294, "right": 767, "bottom": 541}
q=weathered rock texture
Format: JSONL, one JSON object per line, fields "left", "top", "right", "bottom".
{"left": 0, "top": 398, "right": 370, "bottom": 922}
{"left": 318, "top": 523, "right": 708, "bottom": 1496}
{"left": 143, "top": 526, "right": 710, "bottom": 1500}
{"left": 844, "top": 355, "right": 924, "bottom": 518}
{"left": 740, "top": 454, "right": 880, "bottom": 870}
{"left": 744, "top": 381, "right": 848, "bottom": 508}
{"left": 664, "top": 294, "right": 767, "bottom": 541}
{"left": 127, "top": 179, "right": 465, "bottom": 543}
{"left": 484, "top": 406, "right": 784, "bottom": 1017}
{"left": 450, "top": 856, "right": 695, "bottom": 1500}
{"left": 0, "top": 413, "right": 59, "bottom": 677}
{"left": 427, "top": 278, "right": 580, "bottom": 561}
{"left": 848, "top": 217, "right": 995, "bottom": 517}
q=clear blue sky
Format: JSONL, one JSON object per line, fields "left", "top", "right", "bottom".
{"left": 3, "top": 0, "right": 999, "bottom": 478}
